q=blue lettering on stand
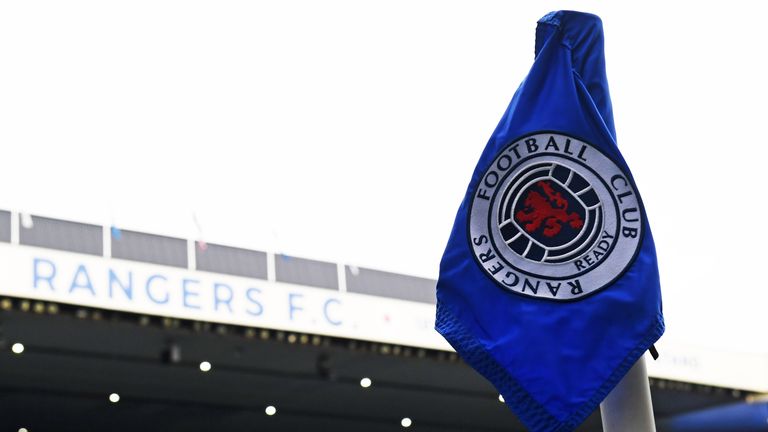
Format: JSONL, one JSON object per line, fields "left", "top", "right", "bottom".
{"left": 323, "top": 298, "right": 342, "bottom": 326}
{"left": 213, "top": 283, "right": 233, "bottom": 313}
{"left": 28, "top": 258, "right": 353, "bottom": 332}
{"left": 33, "top": 258, "right": 56, "bottom": 291}
{"left": 109, "top": 269, "right": 133, "bottom": 300}
{"left": 182, "top": 278, "right": 201, "bottom": 310}
{"left": 145, "top": 274, "right": 169, "bottom": 304}
{"left": 245, "top": 287, "right": 263, "bottom": 316}
{"left": 69, "top": 264, "right": 96, "bottom": 296}
{"left": 288, "top": 293, "right": 303, "bottom": 320}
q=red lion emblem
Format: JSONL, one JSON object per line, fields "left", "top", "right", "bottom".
{"left": 515, "top": 181, "right": 584, "bottom": 238}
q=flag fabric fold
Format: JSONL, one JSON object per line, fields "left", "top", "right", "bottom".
{"left": 435, "top": 11, "right": 664, "bottom": 432}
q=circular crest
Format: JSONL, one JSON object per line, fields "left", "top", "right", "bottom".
{"left": 468, "top": 132, "right": 643, "bottom": 300}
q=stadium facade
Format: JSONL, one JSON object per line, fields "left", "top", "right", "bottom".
{"left": 0, "top": 210, "right": 763, "bottom": 431}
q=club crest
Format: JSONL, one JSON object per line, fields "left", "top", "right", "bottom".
{"left": 468, "top": 132, "right": 644, "bottom": 300}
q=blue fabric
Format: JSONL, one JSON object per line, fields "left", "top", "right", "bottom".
{"left": 435, "top": 11, "right": 664, "bottom": 432}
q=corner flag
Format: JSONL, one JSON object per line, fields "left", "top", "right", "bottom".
{"left": 435, "top": 11, "right": 664, "bottom": 432}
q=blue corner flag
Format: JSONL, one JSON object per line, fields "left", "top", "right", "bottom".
{"left": 435, "top": 11, "right": 664, "bottom": 432}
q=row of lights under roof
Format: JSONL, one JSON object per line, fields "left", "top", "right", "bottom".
{"left": 204, "top": 368, "right": 414, "bottom": 428}
{"left": 16, "top": 408, "right": 400, "bottom": 430}
{"left": 11, "top": 345, "right": 417, "bottom": 429}
{"left": 358, "top": 377, "right": 411, "bottom": 428}
{"left": 15, "top": 402, "right": 278, "bottom": 432}
{"left": 2, "top": 298, "right": 464, "bottom": 366}
{"left": 9, "top": 344, "right": 506, "bottom": 429}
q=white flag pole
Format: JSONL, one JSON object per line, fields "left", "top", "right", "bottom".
{"left": 600, "top": 357, "right": 656, "bottom": 431}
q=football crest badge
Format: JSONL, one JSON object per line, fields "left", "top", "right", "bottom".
{"left": 468, "top": 132, "right": 644, "bottom": 300}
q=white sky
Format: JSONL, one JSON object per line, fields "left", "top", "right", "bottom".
{"left": 1, "top": 1, "right": 766, "bottom": 353}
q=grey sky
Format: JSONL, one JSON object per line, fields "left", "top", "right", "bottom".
{"left": 1, "top": 1, "right": 766, "bottom": 352}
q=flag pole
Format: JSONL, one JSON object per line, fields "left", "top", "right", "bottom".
{"left": 600, "top": 357, "right": 656, "bottom": 431}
